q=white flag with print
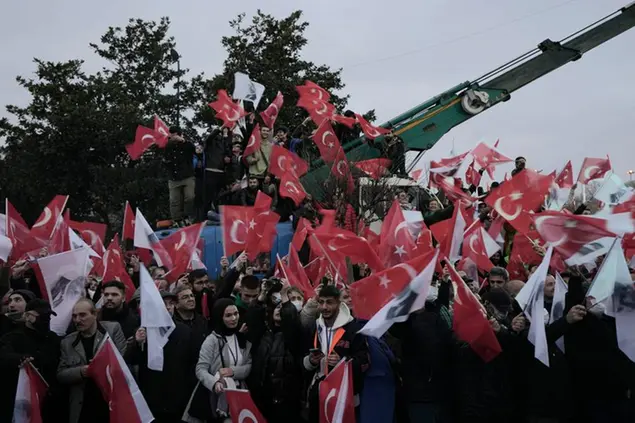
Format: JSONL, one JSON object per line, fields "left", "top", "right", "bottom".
{"left": 140, "top": 264, "right": 175, "bottom": 371}
{"left": 233, "top": 72, "right": 265, "bottom": 108}
{"left": 39, "top": 247, "right": 91, "bottom": 335}
{"left": 359, "top": 250, "right": 438, "bottom": 338}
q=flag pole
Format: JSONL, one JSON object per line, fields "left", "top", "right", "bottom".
{"left": 310, "top": 233, "right": 341, "bottom": 284}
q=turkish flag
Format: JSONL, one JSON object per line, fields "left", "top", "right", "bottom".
{"left": 126, "top": 126, "right": 158, "bottom": 160}
{"left": 298, "top": 96, "right": 336, "bottom": 126}
{"left": 245, "top": 192, "right": 280, "bottom": 260}
{"left": 485, "top": 169, "right": 552, "bottom": 234}
{"left": 318, "top": 359, "right": 356, "bottom": 423}
{"left": 68, "top": 220, "right": 107, "bottom": 245}
{"left": 355, "top": 113, "right": 389, "bottom": 140}
{"left": 282, "top": 247, "right": 314, "bottom": 298}
{"left": 379, "top": 200, "right": 416, "bottom": 267}
{"left": 243, "top": 124, "right": 262, "bottom": 158}
{"left": 5, "top": 200, "right": 45, "bottom": 262}
{"left": 447, "top": 258, "right": 501, "bottom": 362}
{"left": 555, "top": 160, "right": 574, "bottom": 189}
{"left": 577, "top": 156, "right": 611, "bottom": 184}
{"left": 88, "top": 338, "right": 154, "bottom": 423}
{"left": 161, "top": 223, "right": 205, "bottom": 282}
{"left": 225, "top": 389, "right": 267, "bottom": 423}
{"left": 153, "top": 115, "right": 170, "bottom": 148}
{"left": 465, "top": 161, "right": 482, "bottom": 187}
{"left": 260, "top": 91, "right": 284, "bottom": 128}
{"left": 471, "top": 142, "right": 512, "bottom": 169}
{"left": 279, "top": 172, "right": 307, "bottom": 206}
{"left": 312, "top": 120, "right": 342, "bottom": 163}
{"left": 353, "top": 158, "right": 391, "bottom": 180}
{"left": 531, "top": 211, "right": 617, "bottom": 261}
{"left": 350, "top": 250, "right": 437, "bottom": 320}
{"left": 122, "top": 201, "right": 135, "bottom": 241}
{"left": 31, "top": 195, "right": 69, "bottom": 241}
{"left": 269, "top": 145, "right": 309, "bottom": 179}
{"left": 463, "top": 222, "right": 494, "bottom": 272}
{"left": 291, "top": 217, "right": 311, "bottom": 251}
{"left": 208, "top": 89, "right": 248, "bottom": 129}
{"left": 332, "top": 113, "right": 356, "bottom": 128}
{"left": 102, "top": 234, "right": 135, "bottom": 301}
{"left": 296, "top": 80, "right": 332, "bottom": 102}
{"left": 314, "top": 229, "right": 384, "bottom": 273}
{"left": 330, "top": 148, "right": 354, "bottom": 193}
{"left": 220, "top": 206, "right": 255, "bottom": 257}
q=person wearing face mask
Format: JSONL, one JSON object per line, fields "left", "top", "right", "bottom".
{"left": 245, "top": 280, "right": 304, "bottom": 423}
{"left": 183, "top": 299, "right": 252, "bottom": 423}
{"left": 284, "top": 286, "right": 305, "bottom": 313}
{"left": 0, "top": 299, "right": 61, "bottom": 423}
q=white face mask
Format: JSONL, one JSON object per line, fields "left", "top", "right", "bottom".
{"left": 426, "top": 286, "right": 439, "bottom": 302}
{"left": 291, "top": 300, "right": 303, "bottom": 312}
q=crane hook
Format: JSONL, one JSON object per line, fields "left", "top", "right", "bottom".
{"left": 461, "top": 89, "right": 490, "bottom": 115}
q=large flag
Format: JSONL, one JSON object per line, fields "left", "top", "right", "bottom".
{"left": 232, "top": 72, "right": 265, "bottom": 108}
{"left": 225, "top": 389, "right": 267, "bottom": 423}
{"left": 30, "top": 195, "right": 69, "bottom": 241}
{"left": 12, "top": 363, "right": 48, "bottom": 423}
{"left": 38, "top": 247, "right": 91, "bottom": 335}
{"left": 359, "top": 249, "right": 439, "bottom": 338}
{"left": 319, "top": 359, "right": 355, "bottom": 423}
{"left": 88, "top": 337, "right": 154, "bottom": 423}
{"left": 140, "top": 264, "right": 175, "bottom": 371}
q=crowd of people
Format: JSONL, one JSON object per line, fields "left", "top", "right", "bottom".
{"left": 2, "top": 102, "right": 635, "bottom": 423}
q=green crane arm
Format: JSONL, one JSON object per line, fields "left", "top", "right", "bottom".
{"left": 301, "top": 3, "right": 635, "bottom": 196}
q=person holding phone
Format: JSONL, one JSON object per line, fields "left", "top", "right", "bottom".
{"left": 303, "top": 285, "right": 370, "bottom": 423}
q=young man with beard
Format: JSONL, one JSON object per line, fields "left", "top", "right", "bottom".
{"left": 240, "top": 176, "right": 260, "bottom": 206}
{"left": 0, "top": 299, "right": 61, "bottom": 423}
{"left": 304, "top": 285, "right": 369, "bottom": 423}
{"left": 1, "top": 289, "right": 35, "bottom": 336}
{"left": 99, "top": 280, "right": 139, "bottom": 339}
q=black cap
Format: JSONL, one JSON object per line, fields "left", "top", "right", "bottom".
{"left": 25, "top": 299, "right": 57, "bottom": 316}
{"left": 9, "top": 289, "right": 36, "bottom": 303}
{"left": 169, "top": 126, "right": 183, "bottom": 135}
{"left": 160, "top": 291, "right": 178, "bottom": 300}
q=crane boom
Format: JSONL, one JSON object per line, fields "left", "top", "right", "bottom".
{"left": 301, "top": 3, "right": 635, "bottom": 197}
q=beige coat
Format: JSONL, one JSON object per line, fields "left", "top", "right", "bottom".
{"left": 57, "top": 321, "right": 127, "bottom": 423}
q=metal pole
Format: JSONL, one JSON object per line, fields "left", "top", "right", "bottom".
{"left": 176, "top": 58, "right": 181, "bottom": 128}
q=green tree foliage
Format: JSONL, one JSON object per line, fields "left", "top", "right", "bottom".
{"left": 0, "top": 12, "right": 373, "bottom": 227}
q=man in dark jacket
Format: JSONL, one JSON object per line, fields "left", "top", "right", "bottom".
{"left": 164, "top": 126, "right": 196, "bottom": 225}
{"left": 204, "top": 127, "right": 231, "bottom": 213}
{"left": 303, "top": 285, "right": 370, "bottom": 423}
{"left": 174, "top": 285, "right": 209, "bottom": 349}
{"left": 126, "top": 294, "right": 199, "bottom": 423}
{"left": 0, "top": 299, "right": 61, "bottom": 423}
{"left": 98, "top": 280, "right": 140, "bottom": 339}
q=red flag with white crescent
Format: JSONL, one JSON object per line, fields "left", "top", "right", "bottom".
{"left": 31, "top": 195, "right": 69, "bottom": 241}
{"left": 296, "top": 80, "right": 332, "bottom": 102}
{"left": 319, "top": 360, "right": 355, "bottom": 423}
{"left": 312, "top": 120, "right": 342, "bottom": 163}
{"left": 102, "top": 234, "right": 135, "bottom": 301}
{"left": 260, "top": 91, "right": 284, "bottom": 129}
{"left": 269, "top": 145, "right": 309, "bottom": 179}
{"left": 243, "top": 124, "right": 262, "bottom": 158}
{"left": 220, "top": 206, "right": 255, "bottom": 257}
{"left": 126, "top": 126, "right": 158, "bottom": 160}
{"left": 577, "top": 156, "right": 611, "bottom": 184}
{"left": 355, "top": 113, "right": 390, "bottom": 140}
{"left": 153, "top": 115, "right": 170, "bottom": 148}
{"left": 225, "top": 389, "right": 268, "bottom": 423}
{"left": 88, "top": 337, "right": 154, "bottom": 423}
{"left": 122, "top": 201, "right": 135, "bottom": 241}
{"left": 208, "top": 89, "right": 248, "bottom": 129}
{"left": 279, "top": 173, "right": 307, "bottom": 206}
{"left": 161, "top": 223, "right": 206, "bottom": 282}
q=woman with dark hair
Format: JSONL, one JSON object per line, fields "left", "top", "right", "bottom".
{"left": 246, "top": 280, "right": 305, "bottom": 423}
{"left": 183, "top": 298, "right": 252, "bottom": 423}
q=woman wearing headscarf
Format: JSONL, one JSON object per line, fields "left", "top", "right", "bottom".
{"left": 183, "top": 298, "right": 252, "bottom": 423}
{"left": 246, "top": 279, "right": 304, "bottom": 423}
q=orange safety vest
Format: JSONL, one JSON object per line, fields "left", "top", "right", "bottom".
{"left": 314, "top": 327, "right": 345, "bottom": 376}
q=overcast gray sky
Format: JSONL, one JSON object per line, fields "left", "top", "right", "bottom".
{"left": 1, "top": 0, "right": 634, "bottom": 182}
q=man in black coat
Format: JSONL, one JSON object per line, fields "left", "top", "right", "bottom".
{"left": 0, "top": 299, "right": 61, "bottom": 423}
{"left": 164, "top": 126, "right": 196, "bottom": 225}
{"left": 126, "top": 292, "right": 199, "bottom": 423}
